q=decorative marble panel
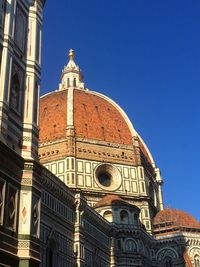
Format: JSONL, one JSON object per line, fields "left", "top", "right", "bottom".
{"left": 77, "top": 161, "right": 83, "bottom": 172}
{"left": 58, "top": 161, "right": 64, "bottom": 174}
{"left": 77, "top": 174, "right": 84, "bottom": 186}
{"left": 51, "top": 163, "right": 57, "bottom": 175}
{"left": 125, "top": 180, "right": 130, "bottom": 192}
{"left": 130, "top": 168, "right": 136, "bottom": 179}
{"left": 85, "top": 162, "right": 91, "bottom": 174}
{"left": 123, "top": 167, "right": 129, "bottom": 178}
{"left": 132, "top": 181, "right": 138, "bottom": 193}
{"left": 85, "top": 175, "right": 92, "bottom": 187}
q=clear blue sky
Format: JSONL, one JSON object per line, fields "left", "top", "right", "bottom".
{"left": 41, "top": 1, "right": 200, "bottom": 220}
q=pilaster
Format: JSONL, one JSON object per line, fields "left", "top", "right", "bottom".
{"left": 74, "top": 193, "right": 87, "bottom": 267}
{"left": 22, "top": 0, "right": 43, "bottom": 160}
{"left": 155, "top": 167, "right": 164, "bottom": 210}
{"left": 0, "top": 0, "right": 16, "bottom": 142}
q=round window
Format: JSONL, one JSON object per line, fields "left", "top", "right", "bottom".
{"left": 95, "top": 164, "right": 121, "bottom": 191}
{"left": 98, "top": 172, "right": 112, "bottom": 187}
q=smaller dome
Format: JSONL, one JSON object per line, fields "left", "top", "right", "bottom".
{"left": 95, "top": 195, "right": 128, "bottom": 208}
{"left": 95, "top": 195, "right": 139, "bottom": 211}
{"left": 153, "top": 208, "right": 200, "bottom": 230}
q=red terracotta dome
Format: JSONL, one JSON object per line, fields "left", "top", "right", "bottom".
{"left": 39, "top": 90, "right": 68, "bottom": 142}
{"left": 39, "top": 88, "right": 133, "bottom": 145}
{"left": 39, "top": 50, "right": 155, "bottom": 170}
{"left": 74, "top": 89, "right": 133, "bottom": 145}
{"left": 153, "top": 208, "right": 200, "bottom": 229}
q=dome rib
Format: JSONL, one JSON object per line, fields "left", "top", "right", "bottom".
{"left": 39, "top": 88, "right": 135, "bottom": 145}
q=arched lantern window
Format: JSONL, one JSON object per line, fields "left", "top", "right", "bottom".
{"left": 73, "top": 78, "right": 77, "bottom": 87}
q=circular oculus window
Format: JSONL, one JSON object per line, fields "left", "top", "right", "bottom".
{"left": 95, "top": 163, "right": 122, "bottom": 191}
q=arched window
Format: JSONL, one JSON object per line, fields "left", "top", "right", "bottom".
{"left": 125, "top": 239, "right": 137, "bottom": 252}
{"left": 157, "top": 248, "right": 177, "bottom": 265}
{"left": 10, "top": 74, "right": 20, "bottom": 112}
{"left": 195, "top": 255, "right": 200, "bottom": 267}
{"left": 165, "top": 257, "right": 173, "bottom": 267}
{"left": 120, "top": 210, "right": 129, "bottom": 224}
{"left": 103, "top": 210, "right": 112, "bottom": 222}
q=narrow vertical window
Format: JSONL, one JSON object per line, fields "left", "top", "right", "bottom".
{"left": 35, "top": 22, "right": 40, "bottom": 62}
{"left": 10, "top": 74, "right": 20, "bottom": 112}
{"left": 14, "top": 6, "right": 27, "bottom": 54}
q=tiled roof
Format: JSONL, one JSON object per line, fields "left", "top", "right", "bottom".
{"left": 39, "top": 88, "right": 133, "bottom": 145}
{"left": 73, "top": 90, "right": 133, "bottom": 145}
{"left": 39, "top": 90, "right": 68, "bottom": 143}
{"left": 153, "top": 208, "right": 200, "bottom": 230}
{"left": 95, "top": 194, "right": 135, "bottom": 208}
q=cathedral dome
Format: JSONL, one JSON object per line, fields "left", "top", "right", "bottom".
{"left": 153, "top": 208, "right": 200, "bottom": 230}
{"left": 39, "top": 49, "right": 134, "bottom": 145}
{"left": 38, "top": 50, "right": 163, "bottom": 216}
{"left": 39, "top": 50, "right": 155, "bottom": 170}
{"left": 39, "top": 88, "right": 133, "bottom": 145}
